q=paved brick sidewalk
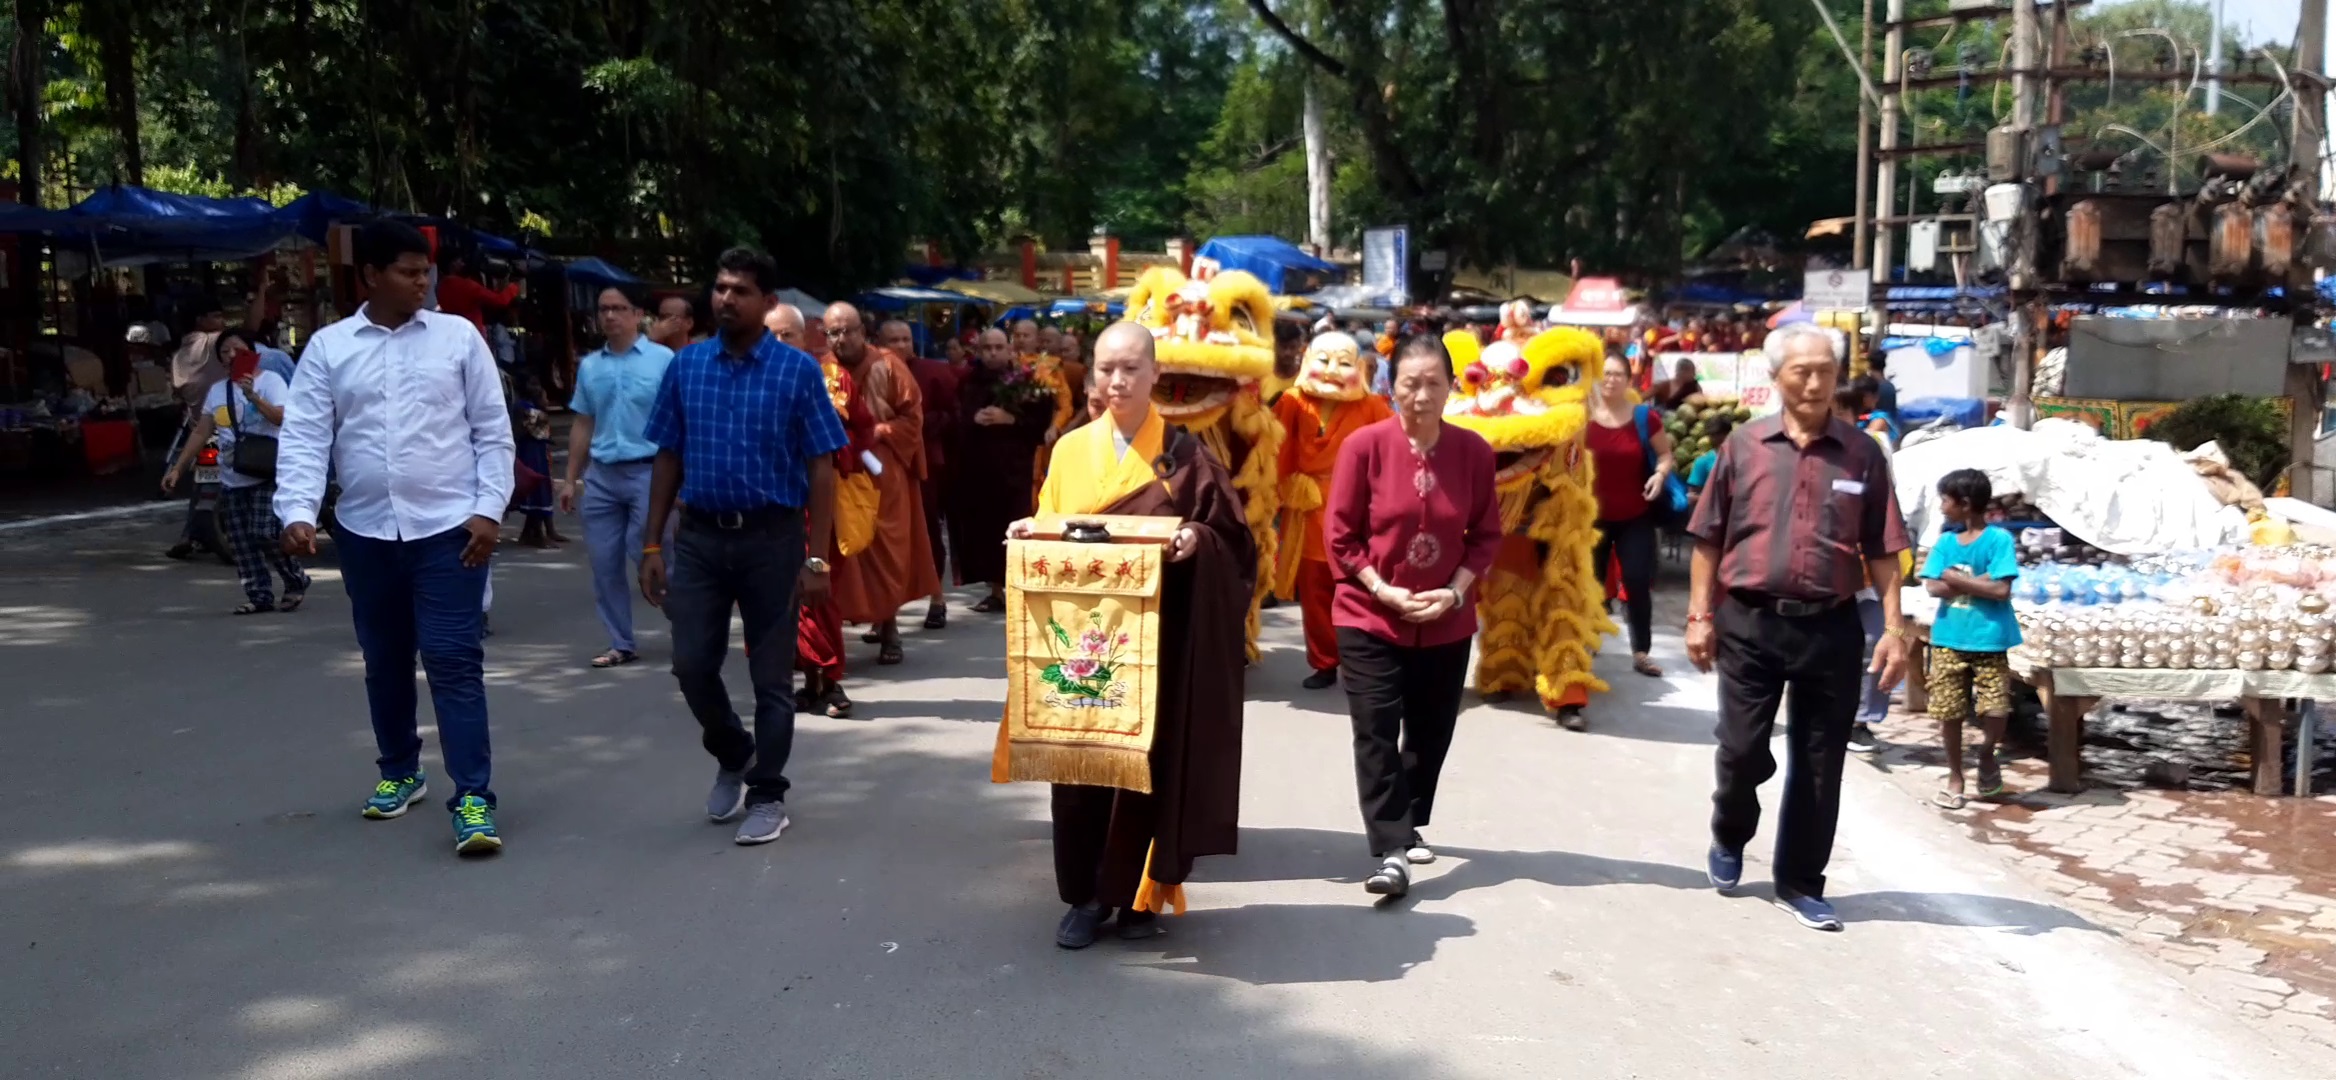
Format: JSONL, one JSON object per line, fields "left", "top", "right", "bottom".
{"left": 1864, "top": 706, "right": 2336, "bottom": 1052}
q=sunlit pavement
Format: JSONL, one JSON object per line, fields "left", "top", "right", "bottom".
{"left": 4, "top": 516, "right": 2330, "bottom": 1080}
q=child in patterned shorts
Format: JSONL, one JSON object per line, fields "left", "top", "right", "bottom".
{"left": 1921, "top": 468, "right": 2022, "bottom": 808}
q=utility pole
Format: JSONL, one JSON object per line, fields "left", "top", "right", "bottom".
{"left": 1871, "top": 0, "right": 1904, "bottom": 332}
{"left": 1854, "top": 0, "right": 1874, "bottom": 271}
{"left": 2007, "top": 0, "right": 2041, "bottom": 430}
{"left": 2207, "top": 0, "right": 2225, "bottom": 115}
{"left": 2290, "top": 0, "right": 2327, "bottom": 504}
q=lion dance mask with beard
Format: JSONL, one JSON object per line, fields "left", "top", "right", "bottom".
{"left": 1124, "top": 266, "right": 1285, "bottom": 659}
{"left": 1442, "top": 326, "right": 1618, "bottom": 711}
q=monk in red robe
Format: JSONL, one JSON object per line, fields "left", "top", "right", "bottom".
{"left": 824, "top": 303, "right": 941, "bottom": 664}
{"left": 1273, "top": 331, "right": 1391, "bottom": 688}
{"left": 881, "top": 317, "right": 958, "bottom": 629}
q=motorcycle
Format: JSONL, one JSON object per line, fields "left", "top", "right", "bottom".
{"left": 189, "top": 444, "right": 233, "bottom": 564}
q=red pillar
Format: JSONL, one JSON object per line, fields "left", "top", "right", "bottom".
{"left": 1104, "top": 237, "right": 1121, "bottom": 290}
{"left": 1020, "top": 240, "right": 1038, "bottom": 290}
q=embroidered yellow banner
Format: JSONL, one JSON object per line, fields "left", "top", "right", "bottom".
{"left": 999, "top": 538, "right": 1165, "bottom": 793}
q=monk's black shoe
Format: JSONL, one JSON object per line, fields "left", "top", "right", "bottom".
{"left": 1116, "top": 908, "right": 1163, "bottom": 940}
{"left": 1056, "top": 901, "right": 1110, "bottom": 949}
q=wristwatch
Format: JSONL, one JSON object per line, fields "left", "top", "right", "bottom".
{"left": 803, "top": 557, "right": 831, "bottom": 575}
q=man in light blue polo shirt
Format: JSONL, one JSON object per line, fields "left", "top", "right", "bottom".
{"left": 561, "top": 285, "right": 675, "bottom": 668}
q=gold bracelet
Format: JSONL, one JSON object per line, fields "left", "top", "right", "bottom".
{"left": 640, "top": 544, "right": 662, "bottom": 555}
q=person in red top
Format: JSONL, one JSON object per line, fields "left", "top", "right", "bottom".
{"left": 434, "top": 251, "right": 520, "bottom": 338}
{"left": 1583, "top": 353, "right": 1676, "bottom": 697}
{"left": 1324, "top": 335, "right": 1503, "bottom": 899}
{"left": 1685, "top": 323, "right": 1911, "bottom": 933}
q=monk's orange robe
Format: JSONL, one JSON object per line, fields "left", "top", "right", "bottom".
{"left": 831, "top": 347, "right": 943, "bottom": 626}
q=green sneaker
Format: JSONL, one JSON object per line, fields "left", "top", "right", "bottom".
{"left": 451, "top": 795, "right": 502, "bottom": 856}
{"left": 362, "top": 773, "right": 428, "bottom": 819}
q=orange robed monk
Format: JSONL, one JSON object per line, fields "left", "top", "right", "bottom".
{"left": 823, "top": 303, "right": 942, "bottom": 665}
{"left": 1273, "top": 331, "right": 1391, "bottom": 687}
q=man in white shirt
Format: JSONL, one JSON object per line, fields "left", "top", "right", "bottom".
{"left": 274, "top": 221, "right": 517, "bottom": 857}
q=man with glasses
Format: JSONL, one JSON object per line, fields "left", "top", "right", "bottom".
{"left": 561, "top": 285, "right": 675, "bottom": 669}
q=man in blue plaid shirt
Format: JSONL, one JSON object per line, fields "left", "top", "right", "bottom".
{"left": 640, "top": 247, "right": 848, "bottom": 846}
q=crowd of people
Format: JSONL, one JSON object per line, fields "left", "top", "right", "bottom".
{"left": 168, "top": 221, "right": 2008, "bottom": 943}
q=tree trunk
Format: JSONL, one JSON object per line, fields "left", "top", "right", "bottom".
{"left": 95, "top": 4, "right": 142, "bottom": 186}
{"left": 13, "top": 0, "right": 44, "bottom": 206}
{"left": 1303, "top": 77, "right": 1330, "bottom": 253}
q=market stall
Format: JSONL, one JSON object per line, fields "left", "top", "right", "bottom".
{"left": 1891, "top": 419, "right": 2326, "bottom": 796}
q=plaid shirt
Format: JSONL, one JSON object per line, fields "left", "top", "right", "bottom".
{"left": 644, "top": 331, "right": 848, "bottom": 512}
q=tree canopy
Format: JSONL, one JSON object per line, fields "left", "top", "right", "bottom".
{"left": 0, "top": 0, "right": 2298, "bottom": 291}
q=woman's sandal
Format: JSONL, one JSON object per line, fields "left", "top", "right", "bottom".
{"left": 591, "top": 649, "right": 637, "bottom": 669}
{"left": 278, "top": 592, "right": 306, "bottom": 613}
{"left": 924, "top": 606, "right": 947, "bottom": 630}
{"left": 1931, "top": 788, "right": 1968, "bottom": 810}
{"left": 1632, "top": 655, "right": 1664, "bottom": 678}
{"left": 232, "top": 602, "right": 274, "bottom": 616}
{"left": 972, "top": 595, "right": 1005, "bottom": 614}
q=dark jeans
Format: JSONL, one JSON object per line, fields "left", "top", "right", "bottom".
{"left": 1710, "top": 594, "right": 1863, "bottom": 899}
{"left": 664, "top": 511, "right": 805, "bottom": 802}
{"left": 1592, "top": 514, "right": 1657, "bottom": 655}
{"left": 1338, "top": 627, "right": 1472, "bottom": 857}
{"left": 336, "top": 526, "right": 493, "bottom": 809}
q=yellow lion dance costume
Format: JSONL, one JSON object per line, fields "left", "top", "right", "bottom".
{"left": 1124, "top": 266, "right": 1284, "bottom": 659}
{"left": 1442, "top": 327, "right": 1616, "bottom": 712}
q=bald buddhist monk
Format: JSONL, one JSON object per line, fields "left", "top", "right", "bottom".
{"left": 1002, "top": 322, "right": 1254, "bottom": 950}
{"left": 823, "top": 302, "right": 941, "bottom": 664}
{"left": 768, "top": 303, "right": 863, "bottom": 717}
{"left": 881, "top": 317, "right": 956, "bottom": 629}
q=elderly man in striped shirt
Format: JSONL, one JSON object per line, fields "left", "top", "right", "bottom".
{"left": 1684, "top": 323, "right": 1911, "bottom": 932}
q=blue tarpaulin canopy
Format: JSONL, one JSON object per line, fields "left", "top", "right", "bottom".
{"left": 1194, "top": 235, "right": 1339, "bottom": 293}
{"left": 563, "top": 257, "right": 640, "bottom": 287}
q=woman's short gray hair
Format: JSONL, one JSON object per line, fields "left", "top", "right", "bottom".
{"left": 1764, "top": 323, "right": 1845, "bottom": 375}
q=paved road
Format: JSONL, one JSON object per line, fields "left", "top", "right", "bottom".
{"left": 4, "top": 518, "right": 2329, "bottom": 1080}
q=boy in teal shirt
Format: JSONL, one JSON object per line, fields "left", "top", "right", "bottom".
{"left": 1921, "top": 468, "right": 2022, "bottom": 807}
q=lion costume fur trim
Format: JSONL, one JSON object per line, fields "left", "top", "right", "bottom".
{"left": 1442, "top": 381, "right": 1615, "bottom": 708}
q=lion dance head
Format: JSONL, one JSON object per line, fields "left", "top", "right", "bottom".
{"left": 1438, "top": 325, "right": 1616, "bottom": 710}
{"left": 1121, "top": 265, "right": 1284, "bottom": 659}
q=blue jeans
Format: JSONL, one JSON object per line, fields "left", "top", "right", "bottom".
{"left": 1856, "top": 597, "right": 1891, "bottom": 725}
{"left": 664, "top": 511, "right": 804, "bottom": 802}
{"left": 583, "top": 460, "right": 656, "bottom": 653}
{"left": 336, "top": 526, "right": 494, "bottom": 808}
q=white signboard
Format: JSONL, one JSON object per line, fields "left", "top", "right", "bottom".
{"left": 1803, "top": 269, "right": 1871, "bottom": 313}
{"left": 1362, "top": 226, "right": 1409, "bottom": 306}
{"left": 1652, "top": 351, "right": 1781, "bottom": 417}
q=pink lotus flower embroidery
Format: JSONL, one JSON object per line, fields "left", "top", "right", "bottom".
{"left": 1061, "top": 658, "right": 1101, "bottom": 680}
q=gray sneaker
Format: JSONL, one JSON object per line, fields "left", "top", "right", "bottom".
{"left": 734, "top": 801, "right": 790, "bottom": 845}
{"left": 706, "top": 766, "right": 748, "bottom": 823}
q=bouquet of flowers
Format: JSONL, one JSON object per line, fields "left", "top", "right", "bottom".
{"left": 991, "top": 361, "right": 1060, "bottom": 412}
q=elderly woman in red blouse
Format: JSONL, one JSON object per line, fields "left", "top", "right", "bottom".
{"left": 1323, "top": 335, "right": 1504, "bottom": 899}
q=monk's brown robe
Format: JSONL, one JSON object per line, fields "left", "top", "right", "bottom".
{"left": 1046, "top": 424, "right": 1254, "bottom": 910}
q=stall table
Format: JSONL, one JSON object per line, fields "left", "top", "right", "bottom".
{"left": 2002, "top": 649, "right": 2324, "bottom": 797}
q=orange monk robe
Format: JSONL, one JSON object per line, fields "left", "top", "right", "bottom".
{"left": 1272, "top": 390, "right": 1392, "bottom": 672}
{"left": 799, "top": 360, "right": 876, "bottom": 680}
{"left": 830, "top": 347, "right": 943, "bottom": 626}
{"left": 1025, "top": 354, "right": 1075, "bottom": 502}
